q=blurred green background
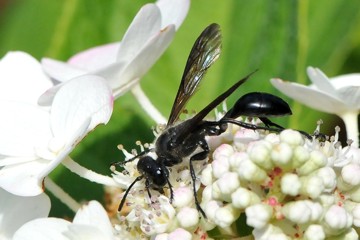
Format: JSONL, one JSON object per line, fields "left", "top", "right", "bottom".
{"left": 1, "top": 0, "right": 359, "bottom": 218}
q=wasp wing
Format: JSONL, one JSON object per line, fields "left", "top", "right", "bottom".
{"left": 189, "top": 71, "right": 255, "bottom": 124}
{"left": 167, "top": 23, "right": 222, "bottom": 126}
{"left": 171, "top": 72, "right": 255, "bottom": 145}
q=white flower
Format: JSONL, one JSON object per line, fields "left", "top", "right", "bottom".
{"left": 108, "top": 103, "right": 360, "bottom": 238}
{"left": 0, "top": 188, "right": 50, "bottom": 239}
{"left": 199, "top": 125, "right": 360, "bottom": 238}
{"left": 176, "top": 207, "right": 199, "bottom": 229}
{"left": 155, "top": 228, "right": 193, "bottom": 240}
{"left": 271, "top": 66, "right": 360, "bottom": 147}
{"left": 0, "top": 52, "right": 52, "bottom": 104}
{"left": 253, "top": 224, "right": 290, "bottom": 240}
{"left": 245, "top": 203, "right": 273, "bottom": 229}
{"left": 282, "top": 200, "right": 323, "bottom": 224}
{"left": 303, "top": 225, "right": 325, "bottom": 240}
{"left": 40, "top": 0, "right": 190, "bottom": 123}
{"left": 323, "top": 205, "right": 353, "bottom": 235}
{"left": 0, "top": 52, "right": 113, "bottom": 196}
{"left": 13, "top": 201, "right": 117, "bottom": 240}
{"left": 280, "top": 173, "right": 301, "bottom": 196}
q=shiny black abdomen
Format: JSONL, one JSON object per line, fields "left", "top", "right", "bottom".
{"left": 224, "top": 92, "right": 292, "bottom": 119}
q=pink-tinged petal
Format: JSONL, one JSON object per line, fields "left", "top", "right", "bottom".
{"left": 0, "top": 189, "right": 50, "bottom": 239}
{"left": 67, "top": 42, "right": 120, "bottom": 71}
{"left": 13, "top": 218, "right": 71, "bottom": 240}
{"left": 0, "top": 160, "right": 49, "bottom": 196}
{"left": 73, "top": 201, "right": 113, "bottom": 238}
{"left": 50, "top": 75, "right": 113, "bottom": 145}
{"left": 41, "top": 58, "right": 86, "bottom": 82}
{"left": 116, "top": 4, "right": 162, "bottom": 63}
{"left": 0, "top": 51, "right": 53, "bottom": 104}
{"left": 0, "top": 101, "right": 51, "bottom": 157}
{"left": 156, "top": 0, "right": 190, "bottom": 30}
{"left": 307, "top": 67, "right": 338, "bottom": 97}
{"left": 109, "top": 25, "right": 176, "bottom": 98}
{"left": 271, "top": 78, "right": 349, "bottom": 114}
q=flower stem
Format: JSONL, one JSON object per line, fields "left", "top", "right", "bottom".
{"left": 131, "top": 84, "right": 167, "bottom": 124}
{"left": 62, "top": 157, "right": 118, "bottom": 187}
{"left": 290, "top": 0, "right": 309, "bottom": 130}
{"left": 46, "top": 0, "right": 79, "bottom": 57}
{"left": 339, "top": 111, "right": 359, "bottom": 148}
{"left": 44, "top": 177, "right": 81, "bottom": 212}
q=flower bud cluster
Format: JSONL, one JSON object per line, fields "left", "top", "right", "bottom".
{"left": 201, "top": 125, "right": 360, "bottom": 239}
{"left": 110, "top": 120, "right": 360, "bottom": 239}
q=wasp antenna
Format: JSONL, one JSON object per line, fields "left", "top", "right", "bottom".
{"left": 118, "top": 175, "right": 144, "bottom": 212}
{"left": 118, "top": 148, "right": 154, "bottom": 166}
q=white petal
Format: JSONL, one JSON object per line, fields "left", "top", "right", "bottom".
{"left": 41, "top": 58, "right": 87, "bottom": 82}
{"left": 0, "top": 101, "right": 51, "bottom": 157}
{"left": 0, "top": 156, "right": 38, "bottom": 166}
{"left": 271, "top": 78, "right": 349, "bottom": 114}
{"left": 0, "top": 160, "right": 49, "bottom": 196}
{"left": 0, "top": 188, "right": 50, "bottom": 239}
{"left": 39, "top": 58, "right": 88, "bottom": 106}
{"left": 337, "top": 86, "right": 360, "bottom": 109}
{"left": 73, "top": 201, "right": 113, "bottom": 239}
{"left": 331, "top": 73, "right": 360, "bottom": 110}
{"left": 50, "top": 75, "right": 113, "bottom": 145}
{"left": 307, "top": 67, "right": 338, "bottom": 97}
{"left": 67, "top": 42, "right": 120, "bottom": 71}
{"left": 13, "top": 218, "right": 71, "bottom": 240}
{"left": 331, "top": 73, "right": 360, "bottom": 89}
{"left": 38, "top": 83, "right": 64, "bottom": 106}
{"left": 0, "top": 51, "right": 53, "bottom": 104}
{"left": 111, "top": 25, "right": 175, "bottom": 98}
{"left": 65, "top": 224, "right": 112, "bottom": 240}
{"left": 90, "top": 61, "right": 128, "bottom": 92}
{"left": 156, "top": 0, "right": 190, "bottom": 30}
{"left": 116, "top": 3, "right": 162, "bottom": 63}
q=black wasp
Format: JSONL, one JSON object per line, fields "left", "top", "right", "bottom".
{"left": 114, "top": 23, "right": 297, "bottom": 218}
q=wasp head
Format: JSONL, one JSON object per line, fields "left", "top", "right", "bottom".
{"left": 137, "top": 156, "right": 169, "bottom": 191}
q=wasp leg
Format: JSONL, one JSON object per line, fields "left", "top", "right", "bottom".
{"left": 145, "top": 178, "right": 153, "bottom": 203}
{"left": 162, "top": 165, "right": 174, "bottom": 203}
{"left": 259, "top": 117, "right": 284, "bottom": 129}
{"left": 222, "top": 118, "right": 313, "bottom": 140}
{"left": 259, "top": 117, "right": 315, "bottom": 139}
{"left": 189, "top": 139, "right": 209, "bottom": 219}
{"left": 220, "top": 118, "right": 281, "bottom": 132}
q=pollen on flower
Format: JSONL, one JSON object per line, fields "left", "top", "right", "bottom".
{"left": 110, "top": 136, "right": 208, "bottom": 237}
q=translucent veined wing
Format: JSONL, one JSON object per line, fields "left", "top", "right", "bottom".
{"left": 167, "top": 23, "right": 221, "bottom": 126}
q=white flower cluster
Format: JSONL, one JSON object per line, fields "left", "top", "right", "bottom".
{"left": 111, "top": 142, "right": 210, "bottom": 239}
{"left": 109, "top": 120, "right": 360, "bottom": 239}
{"left": 200, "top": 123, "right": 360, "bottom": 239}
